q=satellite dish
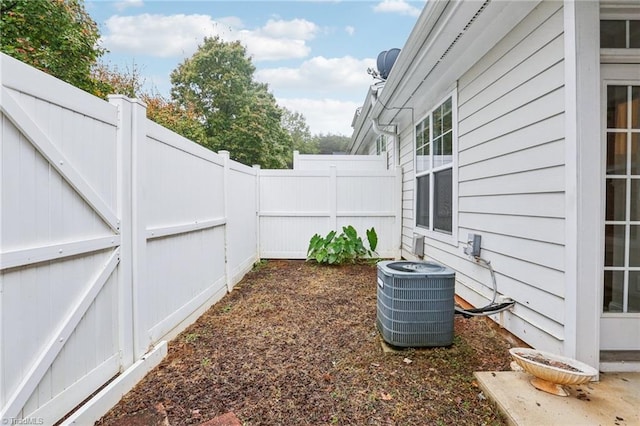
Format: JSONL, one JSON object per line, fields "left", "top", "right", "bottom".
{"left": 376, "top": 48, "right": 401, "bottom": 80}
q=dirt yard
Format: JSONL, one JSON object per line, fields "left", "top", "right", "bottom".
{"left": 97, "top": 260, "right": 514, "bottom": 425}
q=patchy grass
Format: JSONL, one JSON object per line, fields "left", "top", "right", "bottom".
{"left": 98, "top": 260, "right": 512, "bottom": 425}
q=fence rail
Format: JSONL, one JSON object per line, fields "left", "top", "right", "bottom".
{"left": 0, "top": 53, "right": 399, "bottom": 425}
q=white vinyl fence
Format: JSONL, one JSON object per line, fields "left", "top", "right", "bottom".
{"left": 292, "top": 150, "right": 387, "bottom": 170}
{"left": 0, "top": 53, "right": 399, "bottom": 425}
{"left": 259, "top": 168, "right": 401, "bottom": 259}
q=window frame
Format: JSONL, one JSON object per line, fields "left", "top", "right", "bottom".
{"left": 376, "top": 134, "right": 387, "bottom": 155}
{"left": 600, "top": 9, "right": 640, "bottom": 63}
{"left": 413, "top": 90, "right": 458, "bottom": 245}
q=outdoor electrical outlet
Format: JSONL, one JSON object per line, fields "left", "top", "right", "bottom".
{"left": 464, "top": 233, "right": 481, "bottom": 257}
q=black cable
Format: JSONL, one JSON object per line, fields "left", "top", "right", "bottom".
{"left": 455, "top": 255, "right": 516, "bottom": 318}
{"left": 455, "top": 301, "right": 516, "bottom": 319}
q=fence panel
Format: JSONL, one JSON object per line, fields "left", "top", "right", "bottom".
{"left": 258, "top": 170, "right": 333, "bottom": 258}
{"left": 226, "top": 160, "right": 259, "bottom": 288}
{"left": 1, "top": 54, "right": 122, "bottom": 422}
{"left": 336, "top": 171, "right": 399, "bottom": 258}
{"left": 259, "top": 168, "right": 401, "bottom": 259}
{"left": 135, "top": 120, "right": 228, "bottom": 356}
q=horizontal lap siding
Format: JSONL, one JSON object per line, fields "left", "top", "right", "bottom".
{"left": 399, "top": 0, "right": 567, "bottom": 351}
{"left": 399, "top": 125, "right": 415, "bottom": 253}
{"left": 456, "top": 1, "right": 566, "bottom": 351}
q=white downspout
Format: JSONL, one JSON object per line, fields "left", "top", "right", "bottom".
{"left": 372, "top": 117, "right": 402, "bottom": 258}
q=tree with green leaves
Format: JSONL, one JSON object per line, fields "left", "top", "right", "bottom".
{"left": 0, "top": 0, "right": 105, "bottom": 94}
{"left": 281, "top": 107, "right": 318, "bottom": 167}
{"left": 142, "top": 94, "right": 208, "bottom": 148}
{"left": 90, "top": 62, "right": 209, "bottom": 149}
{"left": 91, "top": 62, "right": 144, "bottom": 99}
{"left": 314, "top": 133, "right": 351, "bottom": 154}
{"left": 170, "top": 36, "right": 291, "bottom": 168}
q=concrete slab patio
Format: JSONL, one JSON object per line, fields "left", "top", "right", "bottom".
{"left": 475, "top": 371, "right": 640, "bottom": 426}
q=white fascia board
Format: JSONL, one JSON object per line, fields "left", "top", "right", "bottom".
{"left": 375, "top": 1, "right": 541, "bottom": 126}
{"left": 348, "top": 87, "right": 375, "bottom": 154}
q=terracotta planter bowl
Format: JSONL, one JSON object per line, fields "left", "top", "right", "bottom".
{"left": 509, "top": 348, "right": 599, "bottom": 396}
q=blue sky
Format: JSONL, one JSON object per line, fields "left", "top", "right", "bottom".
{"left": 85, "top": 0, "right": 424, "bottom": 136}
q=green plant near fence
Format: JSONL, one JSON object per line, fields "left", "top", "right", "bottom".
{"left": 306, "top": 225, "right": 378, "bottom": 265}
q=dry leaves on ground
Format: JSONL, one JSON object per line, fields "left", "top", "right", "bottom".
{"left": 97, "top": 260, "right": 513, "bottom": 426}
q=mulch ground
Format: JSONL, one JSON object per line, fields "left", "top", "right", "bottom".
{"left": 97, "top": 260, "right": 515, "bottom": 425}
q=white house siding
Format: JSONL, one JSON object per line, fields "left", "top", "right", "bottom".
{"left": 399, "top": 126, "right": 416, "bottom": 253}
{"left": 401, "top": 1, "right": 567, "bottom": 352}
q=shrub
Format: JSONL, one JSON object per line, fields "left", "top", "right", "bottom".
{"left": 306, "top": 226, "right": 378, "bottom": 265}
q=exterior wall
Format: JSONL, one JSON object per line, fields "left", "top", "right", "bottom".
{"left": 399, "top": 126, "right": 416, "bottom": 254}
{"left": 400, "top": 1, "right": 567, "bottom": 352}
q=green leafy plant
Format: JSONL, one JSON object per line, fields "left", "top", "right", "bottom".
{"left": 306, "top": 226, "right": 378, "bottom": 265}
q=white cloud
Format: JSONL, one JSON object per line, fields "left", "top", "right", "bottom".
{"left": 101, "top": 14, "right": 317, "bottom": 61}
{"left": 373, "top": 0, "right": 422, "bottom": 17}
{"left": 277, "top": 98, "right": 360, "bottom": 136}
{"left": 258, "top": 18, "right": 318, "bottom": 40}
{"left": 345, "top": 26, "right": 355, "bottom": 36}
{"left": 114, "top": 0, "right": 143, "bottom": 12}
{"left": 256, "top": 56, "right": 376, "bottom": 96}
{"left": 102, "top": 14, "right": 222, "bottom": 58}
{"left": 264, "top": 55, "right": 379, "bottom": 135}
{"left": 239, "top": 31, "right": 311, "bottom": 61}
{"left": 240, "top": 18, "right": 319, "bottom": 60}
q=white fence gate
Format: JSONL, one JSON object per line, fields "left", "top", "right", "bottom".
{"left": 1, "top": 55, "right": 126, "bottom": 423}
{"left": 0, "top": 53, "right": 399, "bottom": 425}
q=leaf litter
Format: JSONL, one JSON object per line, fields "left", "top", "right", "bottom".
{"left": 97, "top": 260, "right": 513, "bottom": 425}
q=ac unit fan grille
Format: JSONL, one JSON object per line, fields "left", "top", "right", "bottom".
{"left": 376, "top": 261, "right": 455, "bottom": 347}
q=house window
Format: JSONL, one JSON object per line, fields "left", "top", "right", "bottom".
{"left": 376, "top": 134, "right": 387, "bottom": 155}
{"left": 601, "top": 20, "right": 640, "bottom": 48}
{"left": 415, "top": 94, "right": 455, "bottom": 234}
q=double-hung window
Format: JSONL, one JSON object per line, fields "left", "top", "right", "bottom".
{"left": 415, "top": 93, "right": 455, "bottom": 235}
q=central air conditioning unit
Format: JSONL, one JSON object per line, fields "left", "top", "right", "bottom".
{"left": 376, "top": 260, "right": 455, "bottom": 347}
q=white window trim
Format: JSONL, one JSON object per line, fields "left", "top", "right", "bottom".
{"left": 413, "top": 89, "right": 458, "bottom": 246}
{"left": 600, "top": 9, "right": 640, "bottom": 63}
{"left": 601, "top": 75, "right": 640, "bottom": 315}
